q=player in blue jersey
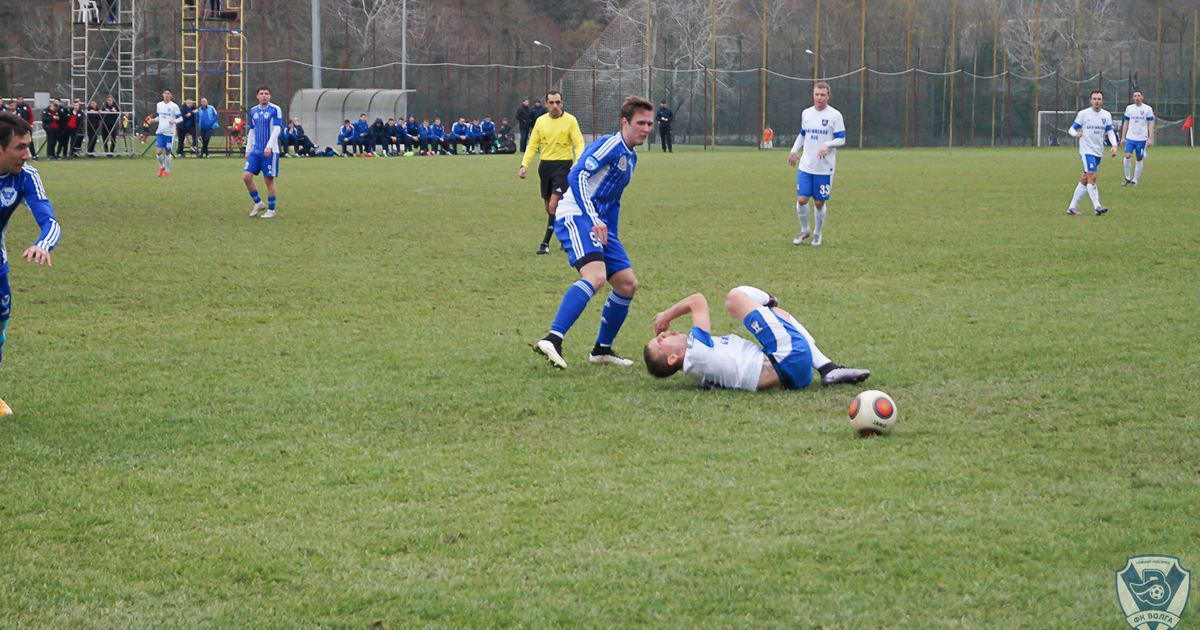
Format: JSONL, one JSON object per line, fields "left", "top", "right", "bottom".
{"left": 534, "top": 96, "right": 655, "bottom": 370}
{"left": 243, "top": 85, "right": 284, "bottom": 219}
{"left": 0, "top": 113, "right": 63, "bottom": 415}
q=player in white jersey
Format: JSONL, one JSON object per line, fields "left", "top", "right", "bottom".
{"left": 1066, "top": 90, "right": 1117, "bottom": 216}
{"left": 643, "top": 286, "right": 869, "bottom": 392}
{"left": 243, "top": 86, "right": 283, "bottom": 219}
{"left": 154, "top": 89, "right": 182, "bottom": 178}
{"left": 1120, "top": 89, "right": 1155, "bottom": 187}
{"left": 788, "top": 82, "right": 846, "bottom": 247}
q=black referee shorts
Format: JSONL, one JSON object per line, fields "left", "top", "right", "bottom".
{"left": 538, "top": 160, "right": 573, "bottom": 200}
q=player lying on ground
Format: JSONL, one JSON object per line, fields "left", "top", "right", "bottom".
{"left": 644, "top": 286, "right": 869, "bottom": 391}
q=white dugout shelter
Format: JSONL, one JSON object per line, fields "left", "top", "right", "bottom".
{"left": 288, "top": 89, "right": 413, "bottom": 151}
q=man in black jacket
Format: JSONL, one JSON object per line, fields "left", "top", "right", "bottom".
{"left": 13, "top": 97, "right": 36, "bottom": 159}
{"left": 656, "top": 100, "right": 674, "bottom": 153}
{"left": 41, "top": 102, "right": 62, "bottom": 159}
{"left": 515, "top": 98, "right": 533, "bottom": 152}
{"left": 86, "top": 100, "right": 103, "bottom": 155}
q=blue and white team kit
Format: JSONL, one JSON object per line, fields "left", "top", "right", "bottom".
{"left": 1122, "top": 103, "right": 1154, "bottom": 159}
{"left": 682, "top": 306, "right": 814, "bottom": 391}
{"left": 155, "top": 101, "right": 182, "bottom": 149}
{"left": 244, "top": 103, "right": 284, "bottom": 178}
{"left": 553, "top": 131, "right": 638, "bottom": 274}
{"left": 790, "top": 105, "right": 846, "bottom": 201}
{"left": 1071, "top": 107, "right": 1115, "bottom": 172}
{"left": 0, "top": 166, "right": 62, "bottom": 363}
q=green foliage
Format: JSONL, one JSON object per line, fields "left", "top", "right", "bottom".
{"left": 0, "top": 146, "right": 1196, "bottom": 627}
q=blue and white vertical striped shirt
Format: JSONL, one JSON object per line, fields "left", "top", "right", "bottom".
{"left": 565, "top": 132, "right": 638, "bottom": 235}
{"left": 0, "top": 164, "right": 61, "bottom": 271}
{"left": 248, "top": 103, "right": 284, "bottom": 154}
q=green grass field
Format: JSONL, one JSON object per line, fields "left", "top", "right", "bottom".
{"left": 1, "top": 145, "right": 1197, "bottom": 628}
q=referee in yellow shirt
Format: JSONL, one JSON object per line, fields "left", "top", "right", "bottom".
{"left": 519, "top": 90, "right": 585, "bottom": 255}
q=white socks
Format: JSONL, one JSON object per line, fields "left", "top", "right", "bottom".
{"left": 164, "top": 153, "right": 172, "bottom": 172}
{"left": 781, "top": 312, "right": 832, "bottom": 369}
{"left": 796, "top": 201, "right": 810, "bottom": 230}
{"left": 157, "top": 154, "right": 164, "bottom": 168}
{"left": 733, "top": 286, "right": 772, "bottom": 306}
{"left": 1069, "top": 183, "right": 1087, "bottom": 209}
{"left": 1124, "top": 157, "right": 1132, "bottom": 180}
{"left": 1134, "top": 160, "right": 1143, "bottom": 182}
{"left": 1086, "top": 183, "right": 1101, "bottom": 210}
{"left": 814, "top": 206, "right": 827, "bottom": 236}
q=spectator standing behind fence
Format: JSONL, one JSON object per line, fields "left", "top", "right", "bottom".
{"left": 40, "top": 101, "right": 60, "bottom": 160}
{"left": 530, "top": 98, "right": 548, "bottom": 124}
{"left": 516, "top": 98, "right": 533, "bottom": 152}
{"left": 86, "top": 100, "right": 102, "bottom": 156}
{"left": 656, "top": 100, "right": 674, "bottom": 153}
{"left": 100, "top": 95, "right": 120, "bottom": 154}
{"left": 519, "top": 90, "right": 585, "bottom": 256}
{"left": 13, "top": 98, "right": 35, "bottom": 160}
{"left": 68, "top": 102, "right": 85, "bottom": 157}
{"left": 196, "top": 97, "right": 218, "bottom": 157}
{"left": 177, "top": 98, "right": 199, "bottom": 156}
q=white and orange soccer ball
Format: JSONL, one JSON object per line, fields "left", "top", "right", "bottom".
{"left": 848, "top": 390, "right": 897, "bottom": 437}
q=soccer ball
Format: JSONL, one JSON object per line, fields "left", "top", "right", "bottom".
{"left": 848, "top": 390, "right": 897, "bottom": 437}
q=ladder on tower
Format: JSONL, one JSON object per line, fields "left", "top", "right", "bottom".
{"left": 71, "top": 0, "right": 138, "bottom": 156}
{"left": 180, "top": 0, "right": 244, "bottom": 155}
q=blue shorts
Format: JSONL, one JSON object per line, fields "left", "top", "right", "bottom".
{"left": 155, "top": 134, "right": 173, "bottom": 150}
{"left": 244, "top": 151, "right": 279, "bottom": 178}
{"left": 742, "top": 306, "right": 813, "bottom": 390}
{"left": 554, "top": 210, "right": 631, "bottom": 277}
{"left": 1124, "top": 139, "right": 1147, "bottom": 159}
{"left": 1080, "top": 153, "right": 1102, "bottom": 173}
{"left": 796, "top": 170, "right": 833, "bottom": 201}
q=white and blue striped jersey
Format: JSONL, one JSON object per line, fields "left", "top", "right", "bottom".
{"left": 557, "top": 132, "right": 638, "bottom": 234}
{"left": 1071, "top": 108, "right": 1115, "bottom": 157}
{"left": 1122, "top": 104, "right": 1155, "bottom": 142}
{"left": 247, "top": 103, "right": 284, "bottom": 154}
{"left": 791, "top": 105, "right": 846, "bottom": 175}
{"left": 0, "top": 165, "right": 61, "bottom": 271}
{"left": 156, "top": 101, "right": 182, "bottom": 136}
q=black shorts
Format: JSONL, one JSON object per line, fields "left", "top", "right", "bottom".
{"left": 538, "top": 160, "right": 573, "bottom": 200}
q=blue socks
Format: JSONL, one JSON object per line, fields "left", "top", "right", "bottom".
{"left": 549, "top": 279, "right": 596, "bottom": 339}
{"left": 249, "top": 190, "right": 261, "bottom": 204}
{"left": 595, "top": 291, "right": 633, "bottom": 347}
{"left": 268, "top": 196, "right": 276, "bottom": 211}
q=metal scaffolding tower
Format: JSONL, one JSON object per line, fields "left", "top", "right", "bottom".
{"left": 71, "top": 0, "right": 137, "bottom": 156}
{"left": 182, "top": 0, "right": 245, "bottom": 153}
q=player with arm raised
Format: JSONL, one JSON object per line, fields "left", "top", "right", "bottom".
{"left": 244, "top": 86, "right": 283, "bottom": 219}
{"left": 643, "top": 286, "right": 869, "bottom": 391}
{"left": 533, "top": 97, "right": 654, "bottom": 370}
{"left": 154, "top": 89, "right": 182, "bottom": 177}
{"left": 1066, "top": 90, "right": 1117, "bottom": 216}
{"left": 0, "top": 112, "right": 63, "bottom": 414}
{"left": 1120, "top": 89, "right": 1154, "bottom": 187}
{"left": 788, "top": 82, "right": 845, "bottom": 247}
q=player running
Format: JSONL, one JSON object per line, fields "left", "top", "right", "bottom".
{"left": 643, "top": 286, "right": 869, "bottom": 391}
{"left": 788, "top": 82, "right": 846, "bottom": 247}
{"left": 533, "top": 97, "right": 654, "bottom": 370}
{"left": 154, "top": 89, "right": 182, "bottom": 177}
{"left": 1066, "top": 90, "right": 1117, "bottom": 216}
{"left": 519, "top": 90, "right": 586, "bottom": 256}
{"left": 0, "top": 112, "right": 63, "bottom": 414}
{"left": 244, "top": 85, "right": 284, "bottom": 219}
{"left": 1120, "top": 89, "right": 1154, "bottom": 187}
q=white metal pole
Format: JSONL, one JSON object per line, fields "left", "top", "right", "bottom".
{"left": 402, "top": 0, "right": 408, "bottom": 92}
{"left": 312, "top": 0, "right": 322, "bottom": 89}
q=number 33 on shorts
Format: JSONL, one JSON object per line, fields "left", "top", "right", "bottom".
{"left": 819, "top": 183, "right": 831, "bottom": 198}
